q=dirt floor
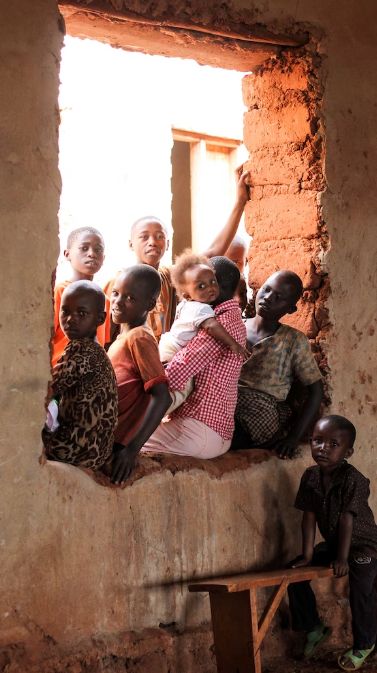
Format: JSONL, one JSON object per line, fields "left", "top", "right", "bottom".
{"left": 266, "top": 650, "right": 377, "bottom": 673}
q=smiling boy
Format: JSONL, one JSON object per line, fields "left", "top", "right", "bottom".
{"left": 288, "top": 415, "right": 377, "bottom": 670}
{"left": 107, "top": 265, "right": 171, "bottom": 484}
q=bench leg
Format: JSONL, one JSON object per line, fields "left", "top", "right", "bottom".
{"left": 209, "top": 590, "right": 260, "bottom": 673}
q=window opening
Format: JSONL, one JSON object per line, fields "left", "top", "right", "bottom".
{"left": 58, "top": 36, "right": 248, "bottom": 283}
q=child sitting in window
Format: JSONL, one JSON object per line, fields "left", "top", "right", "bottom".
{"left": 107, "top": 265, "right": 172, "bottom": 485}
{"left": 288, "top": 415, "right": 377, "bottom": 670}
{"left": 159, "top": 251, "right": 249, "bottom": 412}
{"left": 52, "top": 227, "right": 110, "bottom": 367}
{"left": 42, "top": 281, "right": 118, "bottom": 470}
{"left": 233, "top": 270, "right": 323, "bottom": 458}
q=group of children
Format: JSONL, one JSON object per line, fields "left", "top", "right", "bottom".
{"left": 43, "top": 170, "right": 377, "bottom": 670}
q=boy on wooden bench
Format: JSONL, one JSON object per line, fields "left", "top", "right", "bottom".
{"left": 288, "top": 415, "right": 377, "bottom": 670}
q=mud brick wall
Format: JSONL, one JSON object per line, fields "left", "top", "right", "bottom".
{"left": 243, "top": 51, "right": 330, "bottom": 373}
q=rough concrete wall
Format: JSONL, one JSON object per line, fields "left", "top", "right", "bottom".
{"left": 2, "top": 456, "right": 346, "bottom": 672}
{"left": 1, "top": 1, "right": 377, "bottom": 672}
{"left": 0, "top": 0, "right": 62, "bottom": 661}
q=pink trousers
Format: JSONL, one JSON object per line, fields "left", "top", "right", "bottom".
{"left": 142, "top": 417, "right": 231, "bottom": 459}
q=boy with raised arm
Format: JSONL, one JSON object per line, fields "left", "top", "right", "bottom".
{"left": 288, "top": 415, "right": 377, "bottom": 670}
{"left": 43, "top": 281, "right": 117, "bottom": 469}
{"left": 104, "top": 170, "right": 250, "bottom": 341}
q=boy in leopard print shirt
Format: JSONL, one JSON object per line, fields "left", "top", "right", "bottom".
{"left": 42, "top": 280, "right": 117, "bottom": 470}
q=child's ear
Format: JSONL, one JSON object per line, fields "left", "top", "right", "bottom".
{"left": 148, "top": 298, "right": 157, "bottom": 312}
{"left": 63, "top": 248, "right": 71, "bottom": 261}
{"left": 182, "top": 291, "right": 190, "bottom": 300}
{"left": 97, "top": 311, "right": 106, "bottom": 326}
{"left": 287, "top": 304, "right": 298, "bottom": 315}
{"left": 129, "top": 239, "right": 133, "bottom": 251}
{"left": 165, "top": 239, "right": 170, "bottom": 252}
{"left": 346, "top": 446, "right": 354, "bottom": 459}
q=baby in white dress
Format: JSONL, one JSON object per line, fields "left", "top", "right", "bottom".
{"left": 159, "top": 251, "right": 247, "bottom": 411}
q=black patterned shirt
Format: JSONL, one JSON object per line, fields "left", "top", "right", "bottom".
{"left": 295, "top": 461, "right": 377, "bottom": 557}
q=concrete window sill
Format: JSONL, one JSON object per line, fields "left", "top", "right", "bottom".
{"left": 43, "top": 447, "right": 309, "bottom": 489}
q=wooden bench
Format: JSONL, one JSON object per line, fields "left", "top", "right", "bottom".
{"left": 188, "top": 566, "right": 334, "bottom": 673}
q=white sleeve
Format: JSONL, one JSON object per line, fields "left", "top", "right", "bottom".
{"left": 191, "top": 302, "right": 216, "bottom": 328}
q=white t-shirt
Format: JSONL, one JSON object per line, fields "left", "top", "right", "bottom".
{"left": 160, "top": 299, "right": 215, "bottom": 352}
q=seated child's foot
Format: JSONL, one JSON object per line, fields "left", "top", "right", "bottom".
{"left": 338, "top": 645, "right": 375, "bottom": 671}
{"left": 304, "top": 623, "right": 332, "bottom": 658}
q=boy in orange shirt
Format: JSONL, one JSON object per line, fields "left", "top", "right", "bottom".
{"left": 52, "top": 227, "right": 110, "bottom": 367}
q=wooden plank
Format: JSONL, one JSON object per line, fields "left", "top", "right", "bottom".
{"left": 255, "top": 579, "right": 288, "bottom": 650}
{"left": 59, "top": 1, "right": 307, "bottom": 47}
{"left": 172, "top": 128, "right": 241, "bottom": 147}
{"left": 188, "top": 566, "right": 333, "bottom": 593}
{"left": 250, "top": 587, "right": 262, "bottom": 673}
{"left": 209, "top": 590, "right": 256, "bottom": 673}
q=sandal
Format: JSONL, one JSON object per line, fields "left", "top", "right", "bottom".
{"left": 304, "top": 623, "right": 332, "bottom": 658}
{"left": 338, "top": 646, "right": 375, "bottom": 670}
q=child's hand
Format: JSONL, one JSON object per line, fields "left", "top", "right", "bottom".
{"left": 235, "top": 166, "right": 251, "bottom": 205}
{"left": 111, "top": 444, "right": 138, "bottom": 485}
{"left": 230, "top": 342, "right": 251, "bottom": 359}
{"left": 291, "top": 557, "right": 312, "bottom": 569}
{"left": 331, "top": 559, "right": 349, "bottom": 577}
{"left": 275, "top": 435, "right": 301, "bottom": 460}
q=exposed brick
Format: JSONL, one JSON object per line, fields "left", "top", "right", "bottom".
{"left": 281, "top": 300, "right": 318, "bottom": 339}
{"left": 244, "top": 103, "right": 311, "bottom": 151}
{"left": 244, "top": 142, "right": 324, "bottom": 189}
{"left": 242, "top": 63, "right": 309, "bottom": 108}
{"left": 245, "top": 191, "right": 319, "bottom": 242}
{"left": 247, "top": 238, "right": 322, "bottom": 290}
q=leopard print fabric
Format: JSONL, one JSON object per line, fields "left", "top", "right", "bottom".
{"left": 43, "top": 339, "right": 118, "bottom": 469}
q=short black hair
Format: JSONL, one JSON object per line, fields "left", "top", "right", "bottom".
{"left": 210, "top": 256, "right": 241, "bottom": 295}
{"left": 321, "top": 414, "right": 357, "bottom": 446}
{"left": 117, "top": 264, "right": 161, "bottom": 301}
{"left": 130, "top": 216, "right": 168, "bottom": 237}
{"left": 66, "top": 227, "right": 104, "bottom": 249}
{"left": 274, "top": 270, "right": 303, "bottom": 303}
{"left": 62, "top": 280, "right": 106, "bottom": 312}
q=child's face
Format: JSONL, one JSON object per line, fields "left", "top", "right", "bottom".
{"left": 129, "top": 220, "right": 168, "bottom": 268}
{"left": 111, "top": 272, "right": 155, "bottom": 327}
{"left": 181, "top": 265, "right": 219, "bottom": 304}
{"left": 64, "top": 232, "right": 105, "bottom": 277}
{"left": 311, "top": 418, "right": 354, "bottom": 471}
{"left": 60, "top": 290, "right": 105, "bottom": 341}
{"left": 255, "top": 274, "right": 297, "bottom": 321}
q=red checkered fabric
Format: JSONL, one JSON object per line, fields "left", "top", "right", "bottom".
{"left": 166, "top": 300, "right": 246, "bottom": 439}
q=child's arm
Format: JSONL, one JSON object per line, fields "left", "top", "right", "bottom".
{"left": 111, "top": 382, "right": 171, "bottom": 485}
{"left": 201, "top": 169, "right": 250, "bottom": 258}
{"left": 276, "top": 380, "right": 323, "bottom": 459}
{"left": 332, "top": 512, "right": 353, "bottom": 577}
{"left": 201, "top": 317, "right": 249, "bottom": 358}
{"left": 292, "top": 511, "right": 316, "bottom": 567}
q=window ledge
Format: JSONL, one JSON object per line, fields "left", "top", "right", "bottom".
{"left": 44, "top": 448, "right": 279, "bottom": 489}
